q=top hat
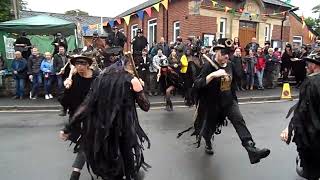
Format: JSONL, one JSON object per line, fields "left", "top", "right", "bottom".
{"left": 70, "top": 54, "right": 93, "bottom": 66}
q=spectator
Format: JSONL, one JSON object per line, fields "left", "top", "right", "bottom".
{"left": 175, "top": 36, "right": 186, "bottom": 57}
{"left": 292, "top": 45, "right": 307, "bottom": 88}
{"left": 91, "top": 31, "right": 106, "bottom": 50}
{"left": 106, "top": 26, "right": 127, "bottom": 48}
{"left": 156, "top": 37, "right": 171, "bottom": 57}
{"left": 281, "top": 44, "right": 293, "bottom": 82}
{"left": 264, "top": 48, "right": 278, "bottom": 89}
{"left": 148, "top": 42, "right": 158, "bottom": 60}
{"left": 14, "top": 31, "right": 32, "bottom": 59}
{"left": 131, "top": 29, "right": 148, "bottom": 59}
{"left": 231, "top": 37, "right": 241, "bottom": 55}
{"left": 41, "top": 52, "right": 54, "bottom": 100}
{"left": 52, "top": 32, "right": 68, "bottom": 55}
{"left": 27, "top": 48, "right": 43, "bottom": 99}
{"left": 245, "top": 37, "right": 260, "bottom": 55}
{"left": 256, "top": 47, "right": 266, "bottom": 90}
{"left": 11, "top": 51, "right": 27, "bottom": 99}
{"left": 0, "top": 52, "right": 7, "bottom": 87}
{"left": 263, "top": 41, "right": 271, "bottom": 56}
{"left": 53, "top": 46, "right": 67, "bottom": 96}
{"left": 136, "top": 48, "right": 151, "bottom": 94}
{"left": 231, "top": 48, "right": 244, "bottom": 90}
{"left": 149, "top": 48, "right": 166, "bottom": 96}
{"left": 168, "top": 49, "right": 181, "bottom": 74}
{"left": 312, "top": 36, "right": 320, "bottom": 50}
{"left": 243, "top": 49, "right": 257, "bottom": 90}
{"left": 185, "top": 48, "right": 201, "bottom": 106}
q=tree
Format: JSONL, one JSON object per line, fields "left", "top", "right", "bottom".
{"left": 305, "top": 17, "right": 320, "bottom": 35}
{"left": 65, "top": 9, "right": 89, "bottom": 16}
{"left": 0, "top": 0, "right": 12, "bottom": 22}
{"left": 0, "top": 0, "right": 28, "bottom": 22}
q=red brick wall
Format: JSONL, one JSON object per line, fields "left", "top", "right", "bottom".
{"left": 272, "top": 25, "right": 290, "bottom": 42}
{"left": 289, "top": 14, "right": 314, "bottom": 45}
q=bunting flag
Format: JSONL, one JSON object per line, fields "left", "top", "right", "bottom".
{"left": 211, "top": 0, "right": 217, "bottom": 6}
{"left": 225, "top": 6, "right": 231, "bottom": 13}
{"left": 153, "top": 3, "right": 160, "bottom": 12}
{"left": 137, "top": 10, "right": 145, "bottom": 20}
{"left": 124, "top": 15, "right": 131, "bottom": 25}
{"left": 102, "top": 22, "right": 108, "bottom": 26}
{"left": 109, "top": 20, "right": 115, "bottom": 28}
{"left": 145, "top": 7, "right": 152, "bottom": 17}
{"left": 116, "top": 19, "right": 122, "bottom": 25}
{"left": 161, "top": 0, "right": 169, "bottom": 10}
{"left": 302, "top": 15, "right": 305, "bottom": 28}
{"left": 89, "top": 24, "right": 97, "bottom": 30}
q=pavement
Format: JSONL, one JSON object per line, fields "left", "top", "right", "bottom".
{"left": 0, "top": 86, "right": 299, "bottom": 111}
{"left": 0, "top": 101, "right": 305, "bottom": 180}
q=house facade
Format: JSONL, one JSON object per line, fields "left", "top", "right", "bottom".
{"left": 110, "top": 0, "right": 318, "bottom": 51}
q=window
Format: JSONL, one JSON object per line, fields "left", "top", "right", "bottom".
{"left": 293, "top": 36, "right": 303, "bottom": 47}
{"left": 173, "top": 21, "right": 180, "bottom": 42}
{"left": 219, "top": 18, "right": 227, "bottom": 39}
{"left": 131, "top": 24, "right": 138, "bottom": 39}
{"left": 148, "top": 19, "right": 157, "bottom": 49}
{"left": 265, "top": 24, "right": 271, "bottom": 41}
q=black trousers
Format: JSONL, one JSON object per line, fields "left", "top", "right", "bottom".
{"left": 204, "top": 101, "right": 253, "bottom": 145}
{"left": 298, "top": 148, "right": 320, "bottom": 180}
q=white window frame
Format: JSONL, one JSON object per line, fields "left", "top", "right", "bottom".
{"left": 173, "top": 21, "right": 180, "bottom": 42}
{"left": 148, "top": 18, "right": 157, "bottom": 49}
{"left": 265, "top": 24, "right": 271, "bottom": 41}
{"left": 293, "top": 36, "right": 303, "bottom": 47}
{"left": 219, "top": 18, "right": 227, "bottom": 39}
{"left": 131, "top": 24, "right": 138, "bottom": 39}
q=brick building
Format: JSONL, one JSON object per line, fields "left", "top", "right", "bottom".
{"left": 108, "top": 0, "right": 318, "bottom": 51}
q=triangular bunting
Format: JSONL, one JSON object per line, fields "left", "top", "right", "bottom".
{"left": 145, "top": 7, "right": 152, "bottom": 17}
{"left": 161, "top": 0, "right": 169, "bottom": 10}
{"left": 109, "top": 20, "right": 115, "bottom": 28}
{"left": 116, "top": 19, "right": 122, "bottom": 25}
{"left": 153, "top": 3, "right": 160, "bottom": 12}
{"left": 124, "top": 15, "right": 131, "bottom": 25}
{"left": 137, "top": 10, "right": 145, "bottom": 20}
{"left": 102, "top": 22, "right": 108, "bottom": 26}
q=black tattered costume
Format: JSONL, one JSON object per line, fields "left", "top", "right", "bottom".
{"left": 64, "top": 56, "right": 150, "bottom": 180}
{"left": 178, "top": 40, "right": 270, "bottom": 164}
{"left": 287, "top": 53, "right": 320, "bottom": 180}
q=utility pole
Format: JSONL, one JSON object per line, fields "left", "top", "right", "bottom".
{"left": 11, "top": 0, "right": 18, "bottom": 19}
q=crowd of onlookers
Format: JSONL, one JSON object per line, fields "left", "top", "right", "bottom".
{"left": 1, "top": 28, "right": 320, "bottom": 101}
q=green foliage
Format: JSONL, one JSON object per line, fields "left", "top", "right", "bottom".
{"left": 65, "top": 9, "right": 89, "bottom": 16}
{"left": 0, "top": 0, "right": 12, "bottom": 22}
{"left": 305, "top": 17, "right": 320, "bottom": 35}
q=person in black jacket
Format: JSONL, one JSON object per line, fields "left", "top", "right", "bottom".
{"left": 106, "top": 26, "right": 127, "bottom": 48}
{"left": 131, "top": 29, "right": 148, "bottom": 59}
{"left": 14, "top": 32, "right": 32, "bottom": 59}
{"left": 136, "top": 48, "right": 151, "bottom": 94}
{"left": 11, "top": 51, "right": 28, "bottom": 99}
{"left": 52, "top": 32, "right": 68, "bottom": 55}
{"left": 59, "top": 53, "right": 99, "bottom": 180}
{"left": 231, "top": 48, "right": 244, "bottom": 90}
{"left": 28, "top": 48, "right": 43, "bottom": 99}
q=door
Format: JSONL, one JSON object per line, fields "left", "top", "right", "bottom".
{"left": 239, "top": 21, "right": 257, "bottom": 55}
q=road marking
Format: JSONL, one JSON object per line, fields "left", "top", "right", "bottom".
{"left": 0, "top": 99, "right": 297, "bottom": 113}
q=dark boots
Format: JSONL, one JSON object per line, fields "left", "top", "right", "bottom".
{"left": 165, "top": 97, "right": 173, "bottom": 111}
{"left": 70, "top": 171, "right": 80, "bottom": 180}
{"left": 244, "top": 141, "right": 270, "bottom": 164}
{"left": 205, "top": 139, "right": 214, "bottom": 155}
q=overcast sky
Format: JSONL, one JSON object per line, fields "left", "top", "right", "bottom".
{"left": 25, "top": 0, "right": 319, "bottom": 18}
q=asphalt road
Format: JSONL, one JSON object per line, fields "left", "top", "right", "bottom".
{"left": 0, "top": 101, "right": 306, "bottom": 180}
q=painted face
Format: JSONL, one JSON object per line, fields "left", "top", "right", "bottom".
{"left": 75, "top": 60, "right": 89, "bottom": 73}
{"left": 217, "top": 50, "right": 229, "bottom": 65}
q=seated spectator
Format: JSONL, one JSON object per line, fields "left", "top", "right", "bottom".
{"left": 40, "top": 52, "right": 54, "bottom": 100}
{"left": 11, "top": 51, "right": 28, "bottom": 99}
{"left": 28, "top": 48, "right": 43, "bottom": 99}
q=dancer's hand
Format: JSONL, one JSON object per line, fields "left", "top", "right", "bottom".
{"left": 209, "top": 69, "right": 227, "bottom": 78}
{"left": 59, "top": 131, "right": 69, "bottom": 141}
{"left": 139, "top": 78, "right": 145, "bottom": 87}
{"left": 280, "top": 127, "right": 289, "bottom": 142}
{"left": 64, "top": 78, "right": 72, "bottom": 89}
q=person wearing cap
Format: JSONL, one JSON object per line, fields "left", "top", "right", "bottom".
{"left": 14, "top": 31, "right": 32, "bottom": 59}
{"left": 106, "top": 26, "right": 127, "bottom": 48}
{"left": 59, "top": 53, "right": 99, "bottom": 180}
{"left": 280, "top": 51, "right": 320, "bottom": 180}
{"left": 281, "top": 43, "right": 294, "bottom": 82}
{"left": 61, "top": 52, "right": 150, "bottom": 180}
{"left": 291, "top": 45, "right": 307, "bottom": 88}
{"left": 131, "top": 28, "right": 148, "bottom": 59}
{"left": 102, "top": 46, "right": 123, "bottom": 67}
{"left": 179, "top": 39, "right": 270, "bottom": 164}
{"left": 51, "top": 32, "right": 68, "bottom": 55}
